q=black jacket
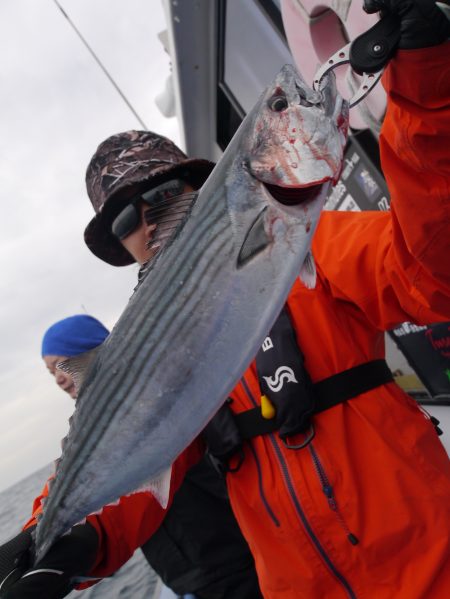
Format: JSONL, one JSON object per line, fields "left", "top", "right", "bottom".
{"left": 141, "top": 457, "right": 262, "bottom": 598}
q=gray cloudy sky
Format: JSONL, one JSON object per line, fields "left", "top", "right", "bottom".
{"left": 0, "top": 0, "right": 180, "bottom": 492}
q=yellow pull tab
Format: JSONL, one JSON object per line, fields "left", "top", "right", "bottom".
{"left": 261, "top": 395, "right": 276, "bottom": 420}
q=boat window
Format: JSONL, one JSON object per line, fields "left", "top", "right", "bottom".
{"left": 257, "top": 0, "right": 284, "bottom": 37}
{"left": 217, "top": 0, "right": 292, "bottom": 149}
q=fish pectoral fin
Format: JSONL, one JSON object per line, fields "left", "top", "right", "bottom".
{"left": 57, "top": 346, "right": 102, "bottom": 395}
{"left": 131, "top": 466, "right": 172, "bottom": 509}
{"left": 237, "top": 208, "right": 270, "bottom": 267}
{"left": 299, "top": 252, "right": 317, "bottom": 289}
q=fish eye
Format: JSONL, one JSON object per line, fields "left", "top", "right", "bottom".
{"left": 269, "top": 96, "right": 288, "bottom": 112}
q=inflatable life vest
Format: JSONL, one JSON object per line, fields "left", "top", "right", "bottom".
{"left": 203, "top": 305, "right": 397, "bottom": 472}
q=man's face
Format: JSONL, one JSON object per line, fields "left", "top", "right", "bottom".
{"left": 43, "top": 355, "right": 77, "bottom": 399}
{"left": 113, "top": 180, "right": 195, "bottom": 265}
{"left": 119, "top": 201, "right": 159, "bottom": 265}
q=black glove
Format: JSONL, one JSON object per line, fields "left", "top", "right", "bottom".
{"left": 363, "top": 0, "right": 450, "bottom": 48}
{"left": 0, "top": 523, "right": 98, "bottom": 599}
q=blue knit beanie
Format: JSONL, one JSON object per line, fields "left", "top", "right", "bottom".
{"left": 41, "top": 315, "right": 109, "bottom": 357}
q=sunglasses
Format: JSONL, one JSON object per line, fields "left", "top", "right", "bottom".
{"left": 111, "top": 179, "right": 187, "bottom": 240}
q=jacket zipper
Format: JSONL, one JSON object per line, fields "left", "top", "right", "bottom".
{"left": 238, "top": 378, "right": 280, "bottom": 527}
{"left": 308, "top": 444, "right": 359, "bottom": 546}
{"left": 240, "top": 377, "right": 358, "bottom": 599}
{"left": 247, "top": 443, "right": 280, "bottom": 527}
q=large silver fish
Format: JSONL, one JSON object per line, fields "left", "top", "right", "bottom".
{"left": 35, "top": 64, "right": 348, "bottom": 559}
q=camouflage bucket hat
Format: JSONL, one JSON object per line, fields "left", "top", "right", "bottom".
{"left": 84, "top": 130, "right": 215, "bottom": 266}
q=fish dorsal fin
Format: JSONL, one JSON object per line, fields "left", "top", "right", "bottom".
{"left": 57, "top": 347, "right": 101, "bottom": 396}
{"left": 299, "top": 252, "right": 317, "bottom": 289}
{"left": 130, "top": 466, "right": 172, "bottom": 509}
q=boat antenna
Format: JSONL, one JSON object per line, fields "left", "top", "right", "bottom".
{"left": 52, "top": 0, "right": 148, "bottom": 130}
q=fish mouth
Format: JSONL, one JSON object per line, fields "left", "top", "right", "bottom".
{"left": 263, "top": 181, "right": 325, "bottom": 206}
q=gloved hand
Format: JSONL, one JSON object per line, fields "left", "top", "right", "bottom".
{"left": 0, "top": 523, "right": 98, "bottom": 599}
{"left": 363, "top": 0, "right": 450, "bottom": 48}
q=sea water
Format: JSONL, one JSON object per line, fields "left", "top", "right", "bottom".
{"left": 0, "top": 463, "right": 158, "bottom": 598}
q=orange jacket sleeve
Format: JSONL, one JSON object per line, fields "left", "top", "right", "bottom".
{"left": 23, "top": 440, "right": 203, "bottom": 585}
{"left": 313, "top": 42, "right": 450, "bottom": 329}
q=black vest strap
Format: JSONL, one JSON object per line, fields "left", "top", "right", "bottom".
{"left": 204, "top": 302, "right": 395, "bottom": 471}
{"left": 235, "top": 359, "right": 393, "bottom": 440}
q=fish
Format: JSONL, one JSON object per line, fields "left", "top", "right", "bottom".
{"left": 34, "top": 64, "right": 348, "bottom": 560}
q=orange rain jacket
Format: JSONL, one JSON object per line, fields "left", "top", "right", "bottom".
{"left": 26, "top": 44, "right": 450, "bottom": 598}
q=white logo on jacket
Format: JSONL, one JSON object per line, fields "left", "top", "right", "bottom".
{"left": 262, "top": 337, "right": 274, "bottom": 352}
{"left": 263, "top": 366, "right": 298, "bottom": 393}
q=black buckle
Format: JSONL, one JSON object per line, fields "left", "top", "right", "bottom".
{"left": 281, "top": 423, "right": 315, "bottom": 450}
{"left": 208, "top": 448, "right": 245, "bottom": 475}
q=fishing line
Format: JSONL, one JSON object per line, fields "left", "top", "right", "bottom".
{"left": 52, "top": 0, "right": 148, "bottom": 130}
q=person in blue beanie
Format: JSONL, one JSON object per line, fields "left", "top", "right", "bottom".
{"left": 41, "top": 315, "right": 109, "bottom": 399}
{"left": 40, "top": 314, "right": 191, "bottom": 599}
